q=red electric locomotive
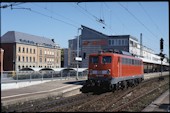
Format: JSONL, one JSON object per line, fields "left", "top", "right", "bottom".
{"left": 81, "top": 49, "right": 144, "bottom": 92}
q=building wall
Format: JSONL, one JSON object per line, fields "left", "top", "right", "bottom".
{"left": 1, "top": 31, "right": 61, "bottom": 71}
{"left": 81, "top": 39, "right": 105, "bottom": 67}
{"left": 68, "top": 26, "right": 169, "bottom": 68}
{"left": 68, "top": 38, "right": 81, "bottom": 68}
{"left": 1, "top": 43, "right": 14, "bottom": 71}
{"left": 63, "top": 48, "right": 71, "bottom": 67}
{"left": 16, "top": 43, "right": 37, "bottom": 70}
{"left": 15, "top": 43, "right": 61, "bottom": 71}
{"left": 0, "top": 48, "right": 4, "bottom": 72}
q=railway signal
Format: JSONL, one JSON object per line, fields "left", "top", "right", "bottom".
{"left": 159, "top": 38, "right": 164, "bottom": 80}
{"left": 160, "top": 38, "right": 164, "bottom": 51}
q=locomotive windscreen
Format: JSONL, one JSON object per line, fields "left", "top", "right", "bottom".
{"left": 90, "top": 56, "right": 99, "bottom": 64}
{"left": 102, "top": 56, "right": 112, "bottom": 63}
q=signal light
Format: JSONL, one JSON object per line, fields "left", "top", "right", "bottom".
{"left": 160, "top": 38, "right": 164, "bottom": 50}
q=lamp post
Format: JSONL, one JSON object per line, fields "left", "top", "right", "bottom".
{"left": 76, "top": 28, "right": 82, "bottom": 80}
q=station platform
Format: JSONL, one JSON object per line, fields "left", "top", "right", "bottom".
{"left": 1, "top": 78, "right": 86, "bottom": 106}
{"left": 142, "top": 90, "right": 170, "bottom": 112}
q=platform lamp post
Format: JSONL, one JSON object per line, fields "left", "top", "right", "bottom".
{"left": 76, "top": 28, "right": 82, "bottom": 80}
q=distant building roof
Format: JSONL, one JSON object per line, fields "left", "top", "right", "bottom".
{"left": 81, "top": 25, "right": 108, "bottom": 38}
{"left": 1, "top": 31, "right": 59, "bottom": 48}
{"left": 81, "top": 25, "right": 138, "bottom": 41}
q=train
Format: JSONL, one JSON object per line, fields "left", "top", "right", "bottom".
{"left": 81, "top": 49, "right": 144, "bottom": 92}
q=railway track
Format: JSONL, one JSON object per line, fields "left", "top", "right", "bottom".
{"left": 41, "top": 75, "right": 169, "bottom": 112}
{"left": 2, "top": 75, "right": 169, "bottom": 112}
{"left": 111, "top": 83, "right": 168, "bottom": 112}
{"left": 4, "top": 92, "right": 92, "bottom": 112}
{"left": 68, "top": 76, "right": 169, "bottom": 112}
{"left": 102, "top": 76, "right": 169, "bottom": 112}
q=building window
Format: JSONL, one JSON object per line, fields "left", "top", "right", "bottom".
{"left": 33, "top": 57, "right": 35, "bottom": 62}
{"left": 40, "top": 50, "right": 42, "bottom": 55}
{"left": 34, "top": 49, "right": 35, "bottom": 54}
{"left": 125, "top": 40, "right": 128, "bottom": 45}
{"left": 18, "top": 47, "right": 21, "bottom": 52}
{"left": 119, "top": 40, "right": 121, "bottom": 45}
{"left": 30, "top": 57, "right": 32, "bottom": 62}
{"left": 109, "top": 40, "right": 111, "bottom": 45}
{"left": 26, "top": 57, "right": 28, "bottom": 62}
{"left": 26, "top": 48, "right": 28, "bottom": 53}
{"left": 22, "top": 56, "right": 24, "bottom": 62}
{"left": 18, "top": 56, "right": 20, "bottom": 62}
{"left": 115, "top": 40, "right": 117, "bottom": 46}
{"left": 18, "top": 65, "right": 20, "bottom": 70}
{"left": 30, "top": 48, "right": 32, "bottom": 54}
{"left": 112, "top": 40, "right": 114, "bottom": 45}
{"left": 130, "top": 41, "right": 133, "bottom": 46}
{"left": 23, "top": 47, "right": 25, "bottom": 53}
{"left": 122, "top": 40, "right": 124, "bottom": 45}
{"left": 40, "top": 58, "right": 42, "bottom": 62}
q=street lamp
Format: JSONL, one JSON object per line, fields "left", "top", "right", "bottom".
{"left": 76, "top": 28, "right": 82, "bottom": 80}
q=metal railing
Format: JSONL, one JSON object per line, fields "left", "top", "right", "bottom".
{"left": 1, "top": 70, "right": 88, "bottom": 84}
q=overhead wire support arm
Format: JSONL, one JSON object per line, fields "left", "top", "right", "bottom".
{"left": 0, "top": 2, "right": 26, "bottom": 9}
{"left": 76, "top": 2, "right": 107, "bottom": 27}
{"left": 10, "top": 5, "right": 31, "bottom": 10}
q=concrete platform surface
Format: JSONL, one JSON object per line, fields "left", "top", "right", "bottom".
{"left": 1, "top": 78, "right": 86, "bottom": 106}
{"left": 142, "top": 90, "right": 170, "bottom": 112}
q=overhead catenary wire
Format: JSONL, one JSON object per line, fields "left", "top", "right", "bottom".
{"left": 104, "top": 2, "right": 130, "bottom": 35}
{"left": 118, "top": 2, "right": 168, "bottom": 53}
{"left": 138, "top": 2, "right": 168, "bottom": 48}
{"left": 12, "top": 5, "right": 79, "bottom": 29}
{"left": 138, "top": 2, "right": 166, "bottom": 38}
{"left": 76, "top": 2, "right": 107, "bottom": 26}
{"left": 118, "top": 2, "right": 160, "bottom": 39}
{"left": 0, "top": 2, "right": 25, "bottom": 8}
{"left": 31, "top": 3, "right": 81, "bottom": 27}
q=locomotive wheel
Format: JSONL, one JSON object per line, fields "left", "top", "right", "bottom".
{"left": 120, "top": 81, "right": 127, "bottom": 90}
{"left": 108, "top": 84, "right": 114, "bottom": 92}
{"left": 80, "top": 85, "right": 88, "bottom": 93}
{"left": 123, "top": 81, "right": 128, "bottom": 90}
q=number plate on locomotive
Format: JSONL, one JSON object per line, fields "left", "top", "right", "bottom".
{"left": 96, "top": 75, "right": 104, "bottom": 77}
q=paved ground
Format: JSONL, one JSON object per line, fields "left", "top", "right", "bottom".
{"left": 1, "top": 78, "right": 86, "bottom": 106}
{"left": 142, "top": 90, "right": 170, "bottom": 112}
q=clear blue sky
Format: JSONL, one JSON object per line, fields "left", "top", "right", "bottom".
{"left": 1, "top": 2, "right": 169, "bottom": 57}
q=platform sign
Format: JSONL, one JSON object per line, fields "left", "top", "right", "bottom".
{"left": 75, "top": 57, "right": 82, "bottom": 61}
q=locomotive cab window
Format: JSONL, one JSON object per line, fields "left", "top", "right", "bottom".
{"left": 90, "top": 56, "right": 99, "bottom": 64}
{"left": 102, "top": 56, "right": 112, "bottom": 63}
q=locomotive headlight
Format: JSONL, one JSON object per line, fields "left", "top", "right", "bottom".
{"left": 89, "top": 70, "right": 93, "bottom": 75}
{"left": 107, "top": 69, "right": 111, "bottom": 75}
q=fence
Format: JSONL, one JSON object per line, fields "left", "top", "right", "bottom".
{"left": 1, "top": 70, "right": 88, "bottom": 83}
